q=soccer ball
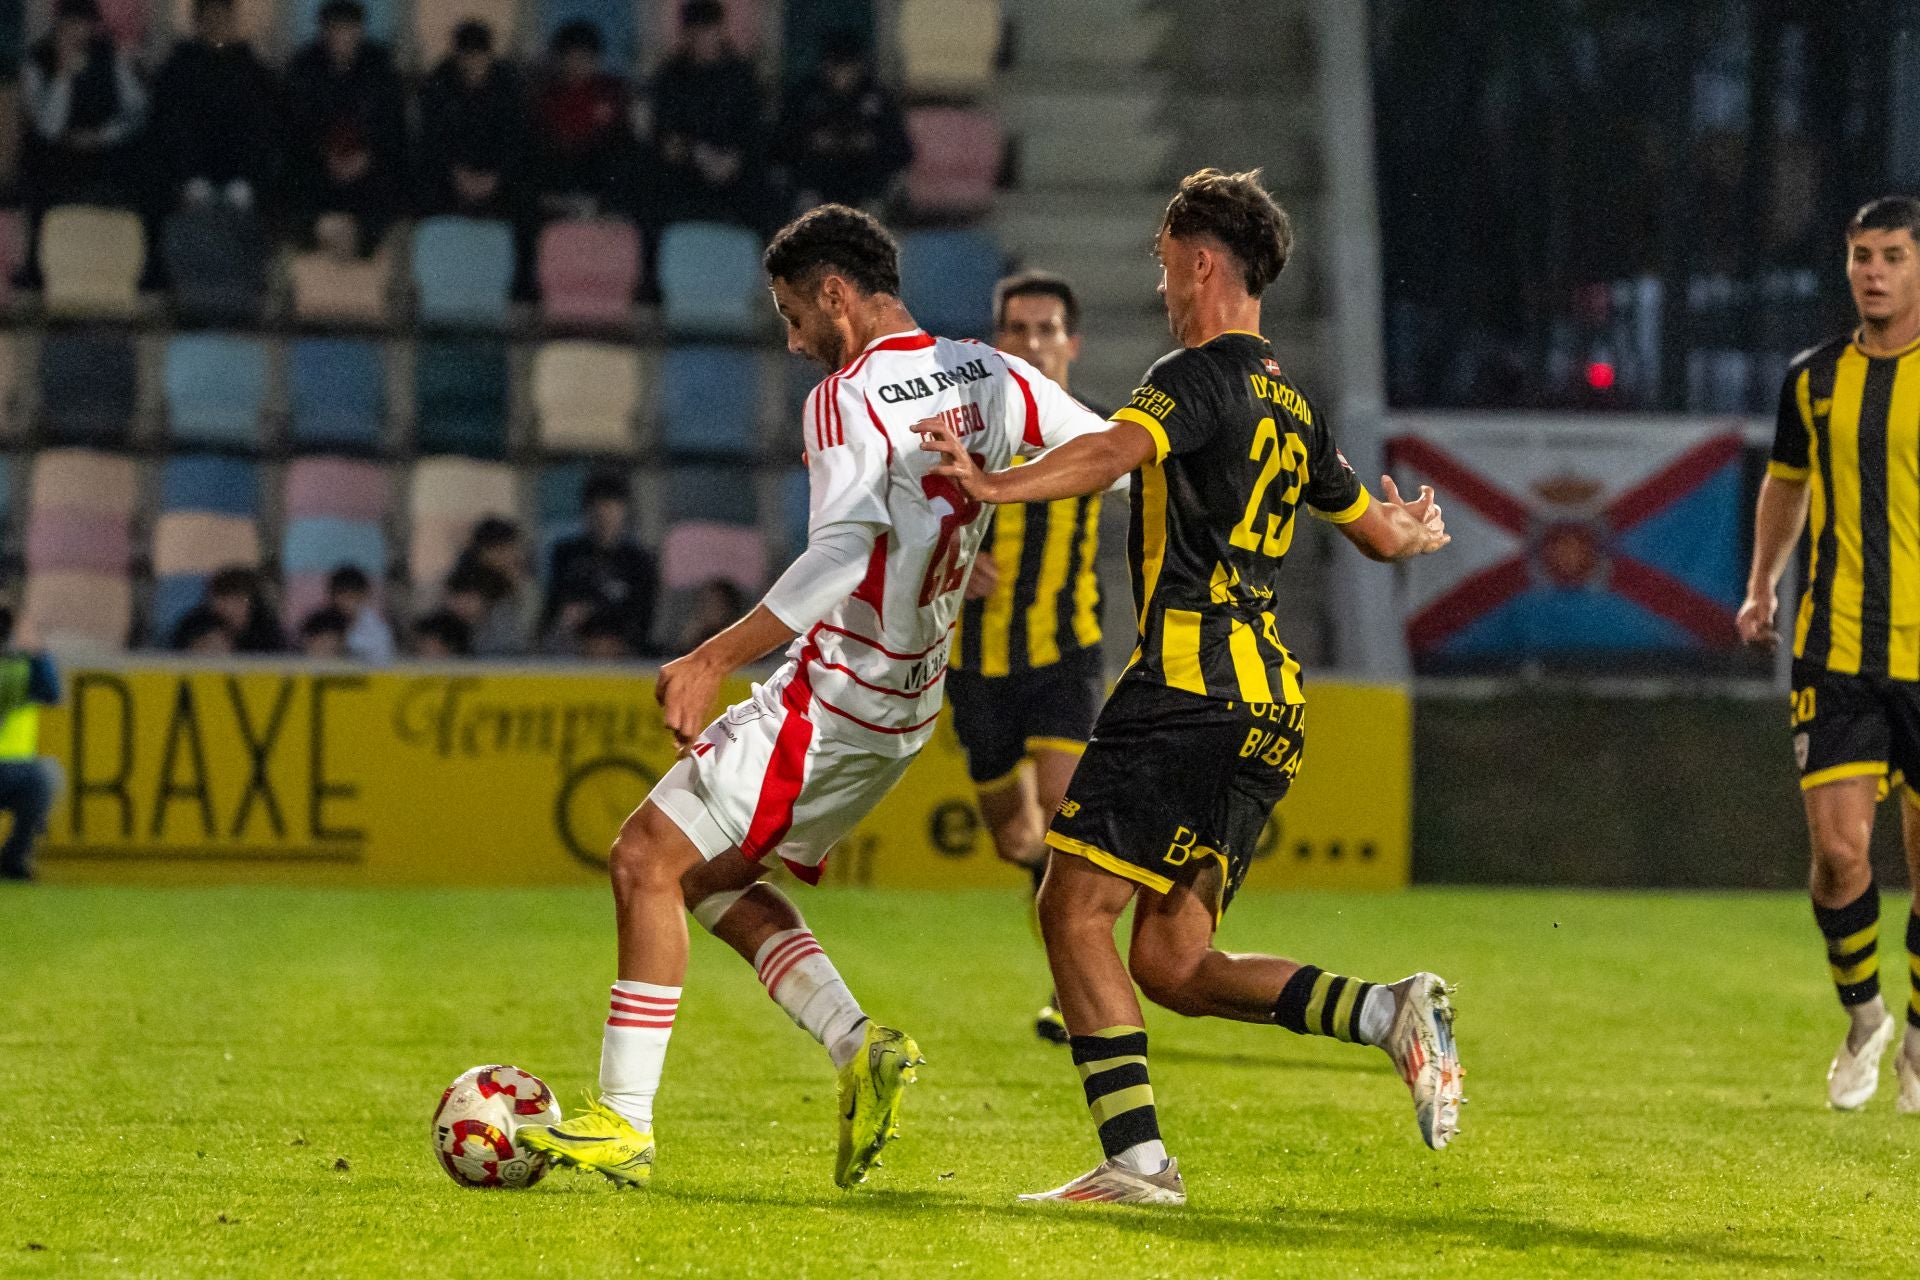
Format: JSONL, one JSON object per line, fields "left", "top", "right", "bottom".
{"left": 430, "top": 1065, "right": 562, "bottom": 1189}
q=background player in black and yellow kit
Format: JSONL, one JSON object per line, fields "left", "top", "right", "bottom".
{"left": 920, "top": 169, "right": 1461, "bottom": 1205}
{"left": 948, "top": 272, "right": 1108, "bottom": 1046}
{"left": 1739, "top": 196, "right": 1920, "bottom": 1114}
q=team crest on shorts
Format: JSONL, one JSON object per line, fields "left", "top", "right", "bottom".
{"left": 1793, "top": 733, "right": 1809, "bottom": 771}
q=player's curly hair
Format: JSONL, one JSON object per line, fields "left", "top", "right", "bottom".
{"left": 1161, "top": 167, "right": 1293, "bottom": 296}
{"left": 763, "top": 204, "right": 901, "bottom": 297}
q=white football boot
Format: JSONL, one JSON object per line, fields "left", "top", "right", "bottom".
{"left": 1827, "top": 1013, "right": 1895, "bottom": 1110}
{"left": 1381, "top": 972, "right": 1464, "bottom": 1150}
{"left": 1895, "top": 1044, "right": 1920, "bottom": 1114}
{"left": 1020, "top": 1157, "right": 1186, "bottom": 1206}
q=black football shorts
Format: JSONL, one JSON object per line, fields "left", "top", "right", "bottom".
{"left": 946, "top": 646, "right": 1105, "bottom": 787}
{"left": 1790, "top": 659, "right": 1920, "bottom": 799}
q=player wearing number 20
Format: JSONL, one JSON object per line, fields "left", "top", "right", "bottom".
{"left": 516, "top": 204, "right": 1112, "bottom": 1192}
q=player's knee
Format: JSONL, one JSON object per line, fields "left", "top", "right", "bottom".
{"left": 608, "top": 809, "right": 690, "bottom": 899}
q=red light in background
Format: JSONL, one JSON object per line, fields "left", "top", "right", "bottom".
{"left": 1586, "top": 361, "right": 1616, "bottom": 392}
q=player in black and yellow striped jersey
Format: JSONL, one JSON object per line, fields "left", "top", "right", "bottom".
{"left": 946, "top": 272, "right": 1108, "bottom": 1047}
{"left": 921, "top": 169, "right": 1462, "bottom": 1206}
{"left": 1740, "top": 195, "right": 1920, "bottom": 1113}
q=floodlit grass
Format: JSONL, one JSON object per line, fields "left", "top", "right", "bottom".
{"left": 1, "top": 885, "right": 1914, "bottom": 1277}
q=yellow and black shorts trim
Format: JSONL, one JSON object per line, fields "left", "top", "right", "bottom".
{"left": 1790, "top": 661, "right": 1920, "bottom": 801}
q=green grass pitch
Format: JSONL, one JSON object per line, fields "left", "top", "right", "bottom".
{"left": 2, "top": 885, "right": 1915, "bottom": 1278}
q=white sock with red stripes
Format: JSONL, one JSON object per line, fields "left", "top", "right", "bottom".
{"left": 753, "top": 928, "right": 869, "bottom": 1069}
{"left": 598, "top": 981, "right": 680, "bottom": 1131}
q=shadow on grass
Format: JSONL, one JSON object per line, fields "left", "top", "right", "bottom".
{"left": 1151, "top": 1046, "right": 1382, "bottom": 1075}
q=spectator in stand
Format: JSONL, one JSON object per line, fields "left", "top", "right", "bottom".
{"left": 171, "top": 605, "right": 234, "bottom": 653}
{"left": 577, "top": 605, "right": 632, "bottom": 659}
{"left": 449, "top": 517, "right": 536, "bottom": 656}
{"left": 651, "top": 0, "right": 770, "bottom": 229}
{"left": 777, "top": 29, "right": 910, "bottom": 213}
{"left": 412, "top": 608, "right": 473, "bottom": 658}
{"left": 0, "top": 607, "right": 62, "bottom": 881}
{"left": 17, "top": 0, "right": 146, "bottom": 284}
{"left": 285, "top": 0, "right": 407, "bottom": 257}
{"left": 325, "top": 564, "right": 393, "bottom": 662}
{"left": 149, "top": 0, "right": 279, "bottom": 214}
{"left": 298, "top": 606, "right": 350, "bottom": 657}
{"left": 529, "top": 20, "right": 636, "bottom": 220}
{"left": 541, "top": 471, "right": 658, "bottom": 655}
{"left": 441, "top": 560, "right": 517, "bottom": 655}
{"left": 676, "top": 577, "right": 747, "bottom": 653}
{"left": 170, "top": 565, "right": 285, "bottom": 652}
{"left": 417, "top": 19, "right": 524, "bottom": 220}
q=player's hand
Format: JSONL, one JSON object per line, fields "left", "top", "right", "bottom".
{"left": 1736, "top": 591, "right": 1779, "bottom": 652}
{"left": 964, "top": 552, "right": 999, "bottom": 599}
{"left": 915, "top": 415, "right": 1002, "bottom": 502}
{"left": 1380, "top": 474, "right": 1450, "bottom": 555}
{"left": 656, "top": 650, "right": 723, "bottom": 750}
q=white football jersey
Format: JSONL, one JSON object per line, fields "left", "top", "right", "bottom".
{"left": 783, "top": 328, "right": 1107, "bottom": 756}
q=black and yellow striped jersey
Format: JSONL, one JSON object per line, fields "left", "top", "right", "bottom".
{"left": 1108, "top": 332, "right": 1369, "bottom": 704}
{"left": 949, "top": 474, "right": 1103, "bottom": 676}
{"left": 1771, "top": 333, "right": 1920, "bottom": 680}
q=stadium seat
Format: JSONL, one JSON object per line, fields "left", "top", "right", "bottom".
{"left": 288, "top": 338, "right": 386, "bottom": 451}
{"left": 38, "top": 332, "right": 137, "bottom": 443}
{"left": 660, "top": 520, "right": 767, "bottom": 592}
{"left": 407, "top": 456, "right": 518, "bottom": 585}
{"left": 899, "top": 229, "right": 1001, "bottom": 339}
{"left": 536, "top": 460, "right": 589, "bottom": 538}
{"left": 660, "top": 345, "right": 759, "bottom": 455}
{"left": 30, "top": 448, "right": 138, "bottom": 516}
{"left": 163, "top": 334, "right": 269, "bottom": 449}
{"left": 666, "top": 464, "right": 756, "bottom": 524}
{"left": 25, "top": 508, "right": 131, "bottom": 573}
{"left": 904, "top": 108, "right": 1003, "bottom": 218}
{"left": 412, "top": 217, "right": 515, "bottom": 327}
{"left": 282, "top": 515, "right": 387, "bottom": 578}
{"left": 96, "top": 0, "right": 149, "bottom": 47}
{"left": 414, "top": 339, "right": 509, "bottom": 458}
{"left": 152, "top": 512, "right": 261, "bottom": 576}
{"left": 151, "top": 573, "right": 207, "bottom": 637}
{"left": 24, "top": 569, "right": 131, "bottom": 651}
{"left": 160, "top": 454, "right": 259, "bottom": 517}
{"left": 537, "top": 0, "right": 637, "bottom": 67}
{"left": 531, "top": 341, "right": 638, "bottom": 455}
{"left": 284, "top": 456, "right": 391, "bottom": 522}
{"left": 415, "top": 0, "right": 517, "bottom": 64}
{"left": 537, "top": 219, "right": 641, "bottom": 329}
{"left": 898, "top": 0, "right": 1000, "bottom": 98}
{"left": 657, "top": 222, "right": 761, "bottom": 337}
{"left": 289, "top": 249, "right": 393, "bottom": 325}
{"left": 162, "top": 205, "right": 269, "bottom": 322}
{"left": 291, "top": 0, "right": 398, "bottom": 42}
{"left": 654, "top": 0, "right": 758, "bottom": 52}
{"left": 40, "top": 206, "right": 144, "bottom": 318}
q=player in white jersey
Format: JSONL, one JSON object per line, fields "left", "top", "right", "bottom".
{"left": 518, "top": 205, "right": 1107, "bottom": 1191}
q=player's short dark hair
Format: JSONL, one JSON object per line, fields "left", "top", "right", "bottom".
{"left": 1848, "top": 196, "right": 1920, "bottom": 244}
{"left": 764, "top": 204, "right": 900, "bottom": 297}
{"left": 300, "top": 606, "right": 351, "bottom": 640}
{"left": 318, "top": 0, "right": 364, "bottom": 27}
{"left": 1160, "top": 167, "right": 1292, "bottom": 296}
{"left": 993, "top": 271, "right": 1080, "bottom": 335}
{"left": 327, "top": 563, "right": 371, "bottom": 595}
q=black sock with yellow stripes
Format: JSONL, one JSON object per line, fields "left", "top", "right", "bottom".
{"left": 1070, "top": 1027, "right": 1164, "bottom": 1168}
{"left": 1814, "top": 886, "right": 1881, "bottom": 1009}
{"left": 1274, "top": 965, "right": 1381, "bottom": 1044}
{"left": 1907, "top": 910, "right": 1920, "bottom": 1032}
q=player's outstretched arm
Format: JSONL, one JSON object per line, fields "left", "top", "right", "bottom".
{"left": 917, "top": 417, "right": 1156, "bottom": 505}
{"left": 657, "top": 606, "right": 798, "bottom": 747}
{"left": 1735, "top": 472, "right": 1811, "bottom": 652}
{"left": 1337, "top": 475, "right": 1451, "bottom": 563}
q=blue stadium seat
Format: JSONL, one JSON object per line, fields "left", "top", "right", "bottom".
{"left": 899, "top": 229, "right": 1002, "bottom": 339}
{"left": 282, "top": 516, "right": 386, "bottom": 578}
{"left": 537, "top": 460, "right": 589, "bottom": 534}
{"left": 412, "top": 217, "right": 515, "bottom": 327}
{"left": 660, "top": 346, "right": 759, "bottom": 455}
{"left": 164, "top": 334, "right": 269, "bottom": 449}
{"left": 291, "top": 0, "right": 398, "bottom": 43}
{"left": 162, "top": 205, "right": 269, "bottom": 323}
{"left": 414, "top": 340, "right": 510, "bottom": 459}
{"left": 38, "top": 331, "right": 137, "bottom": 443}
{"left": 160, "top": 455, "right": 259, "bottom": 517}
{"left": 537, "top": 0, "right": 637, "bottom": 68}
{"left": 666, "top": 464, "right": 757, "bottom": 525}
{"left": 657, "top": 222, "right": 762, "bottom": 337}
{"left": 152, "top": 573, "right": 208, "bottom": 637}
{"left": 289, "top": 338, "right": 386, "bottom": 451}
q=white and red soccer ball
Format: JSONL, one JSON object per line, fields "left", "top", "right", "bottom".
{"left": 430, "top": 1065, "right": 561, "bottom": 1189}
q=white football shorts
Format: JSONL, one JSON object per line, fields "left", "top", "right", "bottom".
{"left": 648, "top": 668, "right": 917, "bottom": 883}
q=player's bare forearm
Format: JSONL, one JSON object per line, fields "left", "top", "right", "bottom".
{"left": 1735, "top": 474, "right": 1810, "bottom": 650}
{"left": 918, "top": 419, "right": 1156, "bottom": 505}
{"left": 1339, "top": 475, "right": 1451, "bottom": 562}
{"left": 658, "top": 605, "right": 797, "bottom": 746}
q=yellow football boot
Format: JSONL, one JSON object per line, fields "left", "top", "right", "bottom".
{"left": 516, "top": 1097, "right": 655, "bottom": 1188}
{"left": 834, "top": 1023, "right": 923, "bottom": 1188}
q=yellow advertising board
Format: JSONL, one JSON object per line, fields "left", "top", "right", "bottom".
{"left": 35, "top": 664, "right": 1409, "bottom": 891}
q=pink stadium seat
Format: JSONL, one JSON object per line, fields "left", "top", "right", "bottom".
{"left": 660, "top": 520, "right": 767, "bottom": 592}
{"left": 26, "top": 508, "right": 131, "bottom": 573}
{"left": 537, "top": 219, "right": 641, "bottom": 327}
{"left": 904, "top": 108, "right": 1003, "bottom": 218}
{"left": 25, "top": 570, "right": 132, "bottom": 651}
{"left": 152, "top": 512, "right": 262, "bottom": 576}
{"left": 30, "top": 449, "right": 139, "bottom": 516}
{"left": 654, "top": 0, "right": 759, "bottom": 54}
{"left": 284, "top": 457, "right": 391, "bottom": 522}
{"left": 289, "top": 249, "right": 394, "bottom": 325}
